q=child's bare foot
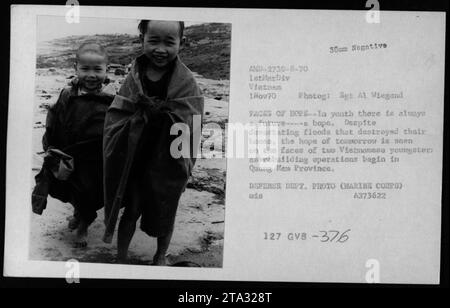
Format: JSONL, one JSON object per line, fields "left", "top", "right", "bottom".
{"left": 152, "top": 253, "right": 168, "bottom": 266}
{"left": 74, "top": 236, "right": 87, "bottom": 248}
{"left": 68, "top": 215, "right": 80, "bottom": 230}
{"left": 74, "top": 221, "right": 88, "bottom": 248}
{"left": 116, "top": 253, "right": 128, "bottom": 264}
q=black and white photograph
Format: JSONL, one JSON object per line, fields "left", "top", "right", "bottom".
{"left": 29, "top": 15, "right": 230, "bottom": 267}
{"left": 2, "top": 3, "right": 447, "bottom": 288}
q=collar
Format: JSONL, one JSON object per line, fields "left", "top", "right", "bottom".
{"left": 77, "top": 85, "right": 104, "bottom": 96}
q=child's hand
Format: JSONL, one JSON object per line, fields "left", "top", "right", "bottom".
{"left": 67, "top": 77, "right": 79, "bottom": 87}
{"left": 102, "top": 83, "right": 117, "bottom": 96}
{"left": 135, "top": 99, "right": 158, "bottom": 123}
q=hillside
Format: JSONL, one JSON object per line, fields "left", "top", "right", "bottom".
{"left": 36, "top": 23, "right": 231, "bottom": 80}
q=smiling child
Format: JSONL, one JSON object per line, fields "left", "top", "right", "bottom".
{"left": 103, "top": 20, "right": 204, "bottom": 265}
{"left": 33, "top": 42, "right": 115, "bottom": 247}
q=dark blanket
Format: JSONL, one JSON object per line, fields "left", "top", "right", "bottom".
{"left": 32, "top": 86, "right": 114, "bottom": 218}
{"left": 103, "top": 55, "right": 204, "bottom": 242}
{"left": 32, "top": 149, "right": 74, "bottom": 215}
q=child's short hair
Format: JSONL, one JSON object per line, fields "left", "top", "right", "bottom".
{"left": 76, "top": 42, "right": 108, "bottom": 63}
{"left": 138, "top": 20, "right": 185, "bottom": 39}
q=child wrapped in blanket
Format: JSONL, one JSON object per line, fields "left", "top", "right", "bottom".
{"left": 32, "top": 42, "right": 116, "bottom": 247}
{"left": 103, "top": 20, "right": 204, "bottom": 265}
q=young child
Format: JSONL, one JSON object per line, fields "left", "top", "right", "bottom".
{"left": 103, "top": 20, "right": 204, "bottom": 265}
{"left": 32, "top": 42, "right": 115, "bottom": 247}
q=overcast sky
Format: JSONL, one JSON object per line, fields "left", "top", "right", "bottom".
{"left": 37, "top": 15, "right": 200, "bottom": 42}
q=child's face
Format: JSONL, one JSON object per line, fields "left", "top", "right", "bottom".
{"left": 141, "top": 21, "right": 183, "bottom": 70}
{"left": 74, "top": 52, "right": 107, "bottom": 90}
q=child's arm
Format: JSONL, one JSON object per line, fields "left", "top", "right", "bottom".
{"left": 42, "top": 88, "right": 68, "bottom": 151}
{"left": 42, "top": 106, "right": 55, "bottom": 151}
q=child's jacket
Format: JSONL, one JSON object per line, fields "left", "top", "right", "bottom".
{"left": 103, "top": 55, "right": 204, "bottom": 242}
{"left": 32, "top": 84, "right": 115, "bottom": 215}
